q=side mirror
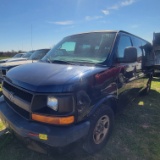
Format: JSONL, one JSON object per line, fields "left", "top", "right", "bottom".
{"left": 121, "top": 47, "right": 137, "bottom": 63}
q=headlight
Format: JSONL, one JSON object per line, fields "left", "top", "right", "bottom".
{"left": 47, "top": 96, "right": 58, "bottom": 111}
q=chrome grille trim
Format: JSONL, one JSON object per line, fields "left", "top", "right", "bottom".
{"left": 3, "top": 87, "right": 31, "bottom": 112}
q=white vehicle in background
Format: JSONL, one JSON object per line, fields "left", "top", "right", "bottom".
{"left": 0, "top": 49, "right": 50, "bottom": 81}
{"left": 0, "top": 51, "right": 34, "bottom": 63}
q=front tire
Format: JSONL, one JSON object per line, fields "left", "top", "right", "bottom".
{"left": 83, "top": 105, "right": 114, "bottom": 154}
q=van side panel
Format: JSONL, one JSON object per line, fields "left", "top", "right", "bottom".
{"left": 114, "top": 33, "right": 151, "bottom": 110}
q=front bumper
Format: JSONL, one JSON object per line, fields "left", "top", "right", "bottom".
{"left": 0, "top": 96, "right": 90, "bottom": 147}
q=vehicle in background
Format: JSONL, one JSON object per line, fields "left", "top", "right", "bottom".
{"left": 19, "top": 50, "right": 34, "bottom": 60}
{"left": 12, "top": 53, "right": 25, "bottom": 58}
{"left": 153, "top": 32, "right": 160, "bottom": 74}
{"left": 6, "top": 51, "right": 35, "bottom": 62}
{"left": 0, "top": 49, "right": 50, "bottom": 81}
{"left": 0, "top": 53, "right": 24, "bottom": 63}
{"left": 0, "top": 51, "right": 34, "bottom": 63}
{"left": 0, "top": 31, "right": 153, "bottom": 154}
{"left": 28, "top": 49, "right": 50, "bottom": 60}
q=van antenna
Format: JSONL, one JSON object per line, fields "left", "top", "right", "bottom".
{"left": 31, "top": 24, "right": 33, "bottom": 51}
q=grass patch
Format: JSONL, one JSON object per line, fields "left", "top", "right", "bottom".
{"left": 0, "top": 57, "right": 10, "bottom": 60}
{"left": 0, "top": 120, "right": 5, "bottom": 131}
{"left": 0, "top": 77, "right": 160, "bottom": 160}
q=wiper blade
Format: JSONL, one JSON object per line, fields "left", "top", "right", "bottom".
{"left": 72, "top": 59, "right": 93, "bottom": 63}
{"left": 95, "top": 63, "right": 107, "bottom": 67}
{"left": 50, "top": 60, "right": 71, "bottom": 64}
{"left": 39, "top": 59, "right": 51, "bottom": 63}
{"left": 72, "top": 59, "right": 104, "bottom": 66}
{"left": 47, "top": 58, "right": 52, "bottom": 63}
{"left": 72, "top": 59, "right": 107, "bottom": 67}
{"left": 42, "top": 58, "right": 72, "bottom": 64}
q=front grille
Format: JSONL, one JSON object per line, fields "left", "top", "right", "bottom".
{"left": 3, "top": 81, "right": 33, "bottom": 103}
{"left": 2, "top": 80, "right": 74, "bottom": 119}
{"left": 4, "top": 96, "right": 30, "bottom": 120}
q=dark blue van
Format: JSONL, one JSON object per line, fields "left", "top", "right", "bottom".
{"left": 0, "top": 30, "right": 153, "bottom": 154}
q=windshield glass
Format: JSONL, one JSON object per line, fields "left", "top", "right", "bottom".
{"left": 42, "top": 32, "right": 116, "bottom": 64}
{"left": 29, "top": 49, "right": 49, "bottom": 60}
{"left": 22, "top": 51, "right": 34, "bottom": 58}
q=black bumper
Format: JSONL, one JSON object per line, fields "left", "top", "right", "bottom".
{"left": 0, "top": 97, "right": 90, "bottom": 147}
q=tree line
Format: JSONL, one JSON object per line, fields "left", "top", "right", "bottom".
{"left": 0, "top": 50, "right": 26, "bottom": 57}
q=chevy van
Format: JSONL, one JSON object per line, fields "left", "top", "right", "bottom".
{"left": 0, "top": 30, "right": 153, "bottom": 154}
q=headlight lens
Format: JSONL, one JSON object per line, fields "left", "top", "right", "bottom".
{"left": 47, "top": 96, "right": 58, "bottom": 111}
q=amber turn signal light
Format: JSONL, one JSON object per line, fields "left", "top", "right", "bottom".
{"left": 31, "top": 113, "right": 74, "bottom": 125}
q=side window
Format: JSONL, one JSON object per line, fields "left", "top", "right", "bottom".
{"left": 61, "top": 42, "right": 76, "bottom": 54}
{"left": 141, "top": 41, "right": 147, "bottom": 56}
{"left": 117, "top": 35, "right": 132, "bottom": 58}
{"left": 132, "top": 37, "right": 143, "bottom": 61}
{"left": 141, "top": 41, "right": 152, "bottom": 56}
{"left": 141, "top": 41, "right": 154, "bottom": 65}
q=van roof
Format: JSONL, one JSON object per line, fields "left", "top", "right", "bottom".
{"left": 68, "top": 30, "right": 134, "bottom": 35}
{"left": 67, "top": 30, "right": 150, "bottom": 43}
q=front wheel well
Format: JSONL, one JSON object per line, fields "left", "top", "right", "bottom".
{"left": 86, "top": 96, "right": 118, "bottom": 120}
{"left": 103, "top": 98, "right": 117, "bottom": 115}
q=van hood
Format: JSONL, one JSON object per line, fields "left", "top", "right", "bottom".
{"left": 6, "top": 62, "right": 106, "bottom": 93}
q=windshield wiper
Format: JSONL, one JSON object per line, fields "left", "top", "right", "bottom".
{"left": 41, "top": 58, "right": 70, "bottom": 64}
{"left": 72, "top": 59, "right": 107, "bottom": 67}
{"left": 50, "top": 60, "right": 72, "bottom": 64}
{"left": 46, "top": 58, "right": 52, "bottom": 63}
{"left": 95, "top": 63, "right": 107, "bottom": 67}
{"left": 72, "top": 59, "right": 99, "bottom": 65}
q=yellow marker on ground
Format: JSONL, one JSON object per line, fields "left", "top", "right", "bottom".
{"left": 138, "top": 101, "right": 144, "bottom": 106}
{"left": 39, "top": 134, "right": 48, "bottom": 140}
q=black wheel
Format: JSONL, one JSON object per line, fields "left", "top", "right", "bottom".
{"left": 83, "top": 105, "right": 114, "bottom": 154}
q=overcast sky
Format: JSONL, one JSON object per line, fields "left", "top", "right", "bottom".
{"left": 0, "top": 0, "right": 160, "bottom": 52}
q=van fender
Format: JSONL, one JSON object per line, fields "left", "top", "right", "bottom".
{"left": 87, "top": 95, "right": 117, "bottom": 118}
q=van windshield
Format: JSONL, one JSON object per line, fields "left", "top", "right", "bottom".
{"left": 42, "top": 32, "right": 116, "bottom": 64}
